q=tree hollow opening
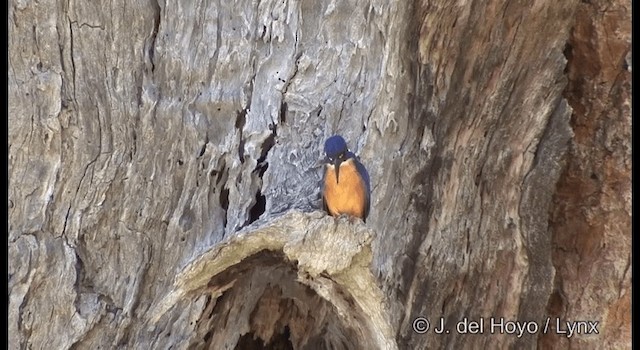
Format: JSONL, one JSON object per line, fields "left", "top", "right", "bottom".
{"left": 191, "top": 250, "right": 361, "bottom": 350}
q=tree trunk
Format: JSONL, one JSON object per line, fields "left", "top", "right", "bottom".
{"left": 8, "top": 0, "right": 630, "bottom": 349}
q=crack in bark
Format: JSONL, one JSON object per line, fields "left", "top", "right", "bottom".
{"left": 75, "top": 22, "right": 106, "bottom": 30}
{"left": 68, "top": 17, "right": 78, "bottom": 104}
{"left": 61, "top": 142, "right": 100, "bottom": 238}
{"left": 280, "top": 22, "right": 301, "bottom": 97}
{"left": 148, "top": 0, "right": 161, "bottom": 74}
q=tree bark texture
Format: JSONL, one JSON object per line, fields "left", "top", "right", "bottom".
{"left": 8, "top": 0, "right": 630, "bottom": 349}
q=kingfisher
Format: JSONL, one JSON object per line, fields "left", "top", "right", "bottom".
{"left": 322, "top": 135, "right": 371, "bottom": 222}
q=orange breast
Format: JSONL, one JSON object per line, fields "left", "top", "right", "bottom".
{"left": 323, "top": 159, "right": 367, "bottom": 219}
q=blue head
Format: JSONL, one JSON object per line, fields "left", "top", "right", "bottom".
{"left": 324, "top": 135, "right": 353, "bottom": 183}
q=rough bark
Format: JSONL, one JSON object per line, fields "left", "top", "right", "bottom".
{"left": 541, "top": 0, "right": 632, "bottom": 349}
{"left": 8, "top": 0, "right": 630, "bottom": 349}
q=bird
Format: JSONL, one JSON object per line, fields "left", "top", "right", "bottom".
{"left": 321, "top": 135, "right": 371, "bottom": 222}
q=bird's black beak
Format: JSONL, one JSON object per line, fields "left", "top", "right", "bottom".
{"left": 333, "top": 157, "right": 342, "bottom": 183}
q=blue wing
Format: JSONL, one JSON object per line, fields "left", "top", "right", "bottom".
{"left": 353, "top": 157, "right": 371, "bottom": 220}
{"left": 321, "top": 167, "right": 329, "bottom": 213}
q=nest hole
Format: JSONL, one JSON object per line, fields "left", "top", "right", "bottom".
{"left": 190, "top": 250, "right": 361, "bottom": 350}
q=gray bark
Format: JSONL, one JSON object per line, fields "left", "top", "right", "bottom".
{"left": 8, "top": 0, "right": 630, "bottom": 349}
